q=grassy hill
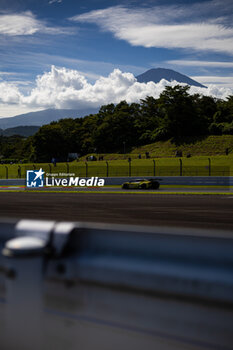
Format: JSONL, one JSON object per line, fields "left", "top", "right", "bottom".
{"left": 131, "top": 135, "right": 233, "bottom": 157}
{"left": 79, "top": 135, "right": 233, "bottom": 160}
{"left": 1, "top": 135, "right": 233, "bottom": 179}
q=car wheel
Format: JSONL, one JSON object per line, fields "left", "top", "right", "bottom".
{"left": 140, "top": 184, "right": 147, "bottom": 189}
{"left": 122, "top": 183, "right": 129, "bottom": 189}
{"left": 151, "top": 181, "right": 160, "bottom": 189}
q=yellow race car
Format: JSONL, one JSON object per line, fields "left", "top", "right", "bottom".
{"left": 122, "top": 178, "right": 160, "bottom": 190}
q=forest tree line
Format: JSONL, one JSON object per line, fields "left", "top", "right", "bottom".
{"left": 0, "top": 85, "right": 233, "bottom": 162}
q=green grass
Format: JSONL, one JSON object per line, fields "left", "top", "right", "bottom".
{"left": 79, "top": 135, "right": 233, "bottom": 160}
{"left": 0, "top": 155, "right": 232, "bottom": 179}
{"left": 130, "top": 135, "right": 233, "bottom": 157}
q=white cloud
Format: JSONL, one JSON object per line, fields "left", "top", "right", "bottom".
{"left": 70, "top": 4, "right": 233, "bottom": 54}
{"left": 0, "top": 72, "right": 19, "bottom": 76}
{"left": 0, "top": 66, "right": 233, "bottom": 117}
{"left": 167, "top": 60, "right": 233, "bottom": 68}
{"left": 49, "top": 0, "right": 62, "bottom": 4}
{"left": 0, "top": 11, "right": 70, "bottom": 36}
{"left": 0, "top": 51, "right": 145, "bottom": 84}
{"left": 191, "top": 76, "right": 233, "bottom": 86}
{"left": 0, "top": 82, "right": 21, "bottom": 104}
{"left": 0, "top": 105, "right": 43, "bottom": 118}
{"left": 188, "top": 84, "right": 232, "bottom": 100}
{"left": 23, "top": 66, "right": 89, "bottom": 108}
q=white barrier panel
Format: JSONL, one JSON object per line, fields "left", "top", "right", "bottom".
{"left": 0, "top": 220, "right": 233, "bottom": 349}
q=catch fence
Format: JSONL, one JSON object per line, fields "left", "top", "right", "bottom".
{"left": 0, "top": 158, "right": 230, "bottom": 179}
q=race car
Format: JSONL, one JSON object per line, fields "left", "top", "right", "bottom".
{"left": 122, "top": 178, "right": 160, "bottom": 190}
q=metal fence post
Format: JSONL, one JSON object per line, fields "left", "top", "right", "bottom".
{"left": 179, "top": 159, "right": 182, "bottom": 176}
{"left": 153, "top": 159, "right": 156, "bottom": 176}
{"left": 48, "top": 164, "right": 51, "bottom": 173}
{"left": 129, "top": 159, "right": 131, "bottom": 177}
{"left": 208, "top": 158, "right": 211, "bottom": 176}
{"left": 85, "top": 162, "right": 88, "bottom": 177}
{"left": 5, "top": 166, "right": 8, "bottom": 179}
{"left": 66, "top": 163, "right": 70, "bottom": 173}
{"left": 18, "top": 165, "right": 21, "bottom": 179}
{"left": 106, "top": 161, "right": 109, "bottom": 177}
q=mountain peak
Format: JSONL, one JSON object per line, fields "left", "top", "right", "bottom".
{"left": 136, "top": 68, "right": 206, "bottom": 88}
{"left": 0, "top": 108, "right": 98, "bottom": 129}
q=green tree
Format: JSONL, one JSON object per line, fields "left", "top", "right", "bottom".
{"left": 157, "top": 85, "right": 205, "bottom": 141}
{"left": 33, "top": 124, "right": 66, "bottom": 162}
{"left": 209, "top": 95, "right": 233, "bottom": 135}
{"left": 93, "top": 101, "right": 139, "bottom": 152}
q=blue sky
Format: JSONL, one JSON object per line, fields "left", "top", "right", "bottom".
{"left": 0, "top": 0, "right": 233, "bottom": 117}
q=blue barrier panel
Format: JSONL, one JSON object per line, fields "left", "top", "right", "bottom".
{"left": 0, "top": 176, "right": 233, "bottom": 187}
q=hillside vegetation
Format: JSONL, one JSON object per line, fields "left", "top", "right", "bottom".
{"left": 0, "top": 85, "right": 233, "bottom": 163}
{"left": 79, "top": 135, "right": 233, "bottom": 160}
{"left": 131, "top": 135, "right": 233, "bottom": 157}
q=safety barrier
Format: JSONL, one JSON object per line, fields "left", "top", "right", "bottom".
{"left": 0, "top": 176, "right": 232, "bottom": 187}
{"left": 0, "top": 220, "right": 233, "bottom": 349}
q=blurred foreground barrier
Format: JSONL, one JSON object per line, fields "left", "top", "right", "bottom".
{"left": 0, "top": 220, "right": 233, "bottom": 350}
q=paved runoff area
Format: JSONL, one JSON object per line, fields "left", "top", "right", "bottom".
{"left": 0, "top": 192, "right": 233, "bottom": 231}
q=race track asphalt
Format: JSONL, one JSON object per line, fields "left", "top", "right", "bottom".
{"left": 0, "top": 185, "right": 232, "bottom": 193}
{"left": 0, "top": 192, "right": 233, "bottom": 231}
